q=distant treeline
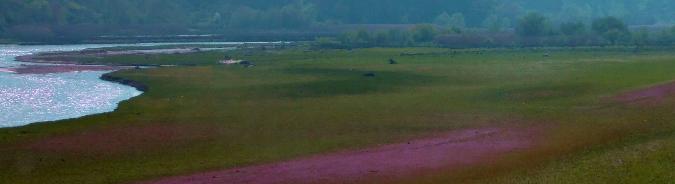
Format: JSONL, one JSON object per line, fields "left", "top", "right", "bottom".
{"left": 313, "top": 14, "right": 675, "bottom": 49}
{"left": 2, "top": 0, "right": 675, "bottom": 43}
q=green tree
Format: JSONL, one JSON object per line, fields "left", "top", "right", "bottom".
{"left": 373, "top": 31, "right": 389, "bottom": 46}
{"left": 592, "top": 16, "right": 629, "bottom": 44}
{"left": 356, "top": 29, "right": 371, "bottom": 43}
{"left": 313, "top": 37, "right": 341, "bottom": 48}
{"left": 632, "top": 27, "right": 650, "bottom": 48}
{"left": 667, "top": 26, "right": 675, "bottom": 44}
{"left": 482, "top": 15, "right": 510, "bottom": 33}
{"left": 228, "top": 6, "right": 260, "bottom": 28}
{"left": 278, "top": 1, "right": 316, "bottom": 28}
{"left": 516, "top": 13, "right": 549, "bottom": 37}
{"left": 558, "top": 2, "right": 592, "bottom": 23}
{"left": 603, "top": 29, "right": 629, "bottom": 45}
{"left": 387, "top": 29, "right": 412, "bottom": 46}
{"left": 6, "top": 0, "right": 675, "bottom": 43}
{"left": 337, "top": 29, "right": 373, "bottom": 48}
{"left": 449, "top": 13, "right": 466, "bottom": 29}
{"left": 433, "top": 12, "right": 452, "bottom": 27}
{"left": 560, "top": 21, "right": 586, "bottom": 36}
{"left": 411, "top": 24, "right": 437, "bottom": 43}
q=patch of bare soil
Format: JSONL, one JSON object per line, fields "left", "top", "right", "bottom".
{"left": 614, "top": 81, "right": 675, "bottom": 105}
{"left": 141, "top": 126, "right": 543, "bottom": 184}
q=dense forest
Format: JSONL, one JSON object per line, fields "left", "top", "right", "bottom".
{"left": 1, "top": 0, "right": 675, "bottom": 43}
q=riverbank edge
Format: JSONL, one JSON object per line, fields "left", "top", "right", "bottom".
{"left": 99, "top": 73, "right": 148, "bottom": 92}
{"left": 13, "top": 50, "right": 150, "bottom": 92}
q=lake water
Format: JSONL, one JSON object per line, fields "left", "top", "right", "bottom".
{"left": 0, "top": 42, "right": 269, "bottom": 128}
{"left": 0, "top": 44, "right": 145, "bottom": 128}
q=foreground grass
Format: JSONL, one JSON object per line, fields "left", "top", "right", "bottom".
{"left": 1, "top": 47, "right": 674, "bottom": 183}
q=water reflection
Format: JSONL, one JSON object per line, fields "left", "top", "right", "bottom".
{"left": 0, "top": 44, "right": 142, "bottom": 128}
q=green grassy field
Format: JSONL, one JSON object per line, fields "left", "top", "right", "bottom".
{"left": 1, "top": 47, "right": 674, "bottom": 183}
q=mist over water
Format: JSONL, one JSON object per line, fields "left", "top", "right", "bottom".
{"left": 0, "top": 45, "right": 142, "bottom": 128}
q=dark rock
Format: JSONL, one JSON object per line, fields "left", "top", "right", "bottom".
{"left": 100, "top": 74, "right": 149, "bottom": 92}
{"left": 239, "top": 60, "right": 252, "bottom": 65}
{"left": 239, "top": 61, "right": 256, "bottom": 68}
{"left": 400, "top": 52, "right": 422, "bottom": 56}
{"left": 389, "top": 59, "right": 398, "bottom": 64}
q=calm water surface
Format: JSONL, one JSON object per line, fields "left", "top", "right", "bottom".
{"left": 0, "top": 42, "right": 263, "bottom": 128}
{"left": 0, "top": 44, "right": 143, "bottom": 128}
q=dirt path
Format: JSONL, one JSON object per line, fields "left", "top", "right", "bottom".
{"left": 614, "top": 81, "right": 675, "bottom": 105}
{"left": 141, "top": 126, "right": 542, "bottom": 184}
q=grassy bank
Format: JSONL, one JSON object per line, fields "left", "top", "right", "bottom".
{"left": 1, "top": 47, "right": 674, "bottom": 183}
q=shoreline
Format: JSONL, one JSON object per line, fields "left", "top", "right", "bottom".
{"left": 100, "top": 73, "right": 148, "bottom": 92}
{"left": 13, "top": 48, "right": 200, "bottom": 65}
{"left": 1, "top": 64, "right": 129, "bottom": 74}
{"left": 0, "top": 45, "right": 153, "bottom": 129}
{"left": 12, "top": 48, "right": 151, "bottom": 91}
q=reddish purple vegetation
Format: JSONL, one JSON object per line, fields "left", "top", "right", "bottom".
{"left": 25, "top": 123, "right": 218, "bottom": 155}
{"left": 141, "top": 127, "right": 542, "bottom": 184}
{"left": 614, "top": 81, "right": 675, "bottom": 105}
